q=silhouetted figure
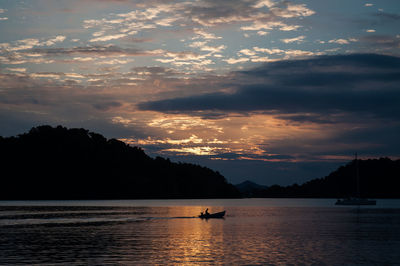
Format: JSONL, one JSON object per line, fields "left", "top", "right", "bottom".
{"left": 205, "top": 208, "right": 209, "bottom": 215}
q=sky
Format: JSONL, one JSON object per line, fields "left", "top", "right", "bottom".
{"left": 1, "top": 0, "right": 399, "bottom": 186}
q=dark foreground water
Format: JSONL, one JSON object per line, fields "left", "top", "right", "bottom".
{"left": 1, "top": 199, "right": 400, "bottom": 265}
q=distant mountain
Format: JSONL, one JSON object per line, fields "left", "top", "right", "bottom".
{"left": 235, "top": 180, "right": 267, "bottom": 197}
{"left": 0, "top": 125, "right": 240, "bottom": 200}
{"left": 249, "top": 158, "right": 400, "bottom": 198}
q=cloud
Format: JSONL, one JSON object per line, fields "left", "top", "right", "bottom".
{"left": 361, "top": 34, "right": 400, "bottom": 49}
{"left": 43, "top": 36, "right": 66, "bottom": 46}
{"left": 188, "top": 40, "right": 226, "bottom": 54}
{"left": 155, "top": 16, "right": 180, "bottom": 26}
{"left": 30, "top": 73, "right": 61, "bottom": 79}
{"left": 138, "top": 54, "right": 400, "bottom": 121}
{"left": 239, "top": 49, "right": 257, "bottom": 56}
{"left": 8, "top": 0, "right": 313, "bottom": 73}
{"left": 0, "top": 71, "right": 144, "bottom": 136}
{"left": 89, "top": 33, "right": 128, "bottom": 42}
{"left": 329, "top": 123, "right": 400, "bottom": 156}
{"left": 327, "top": 38, "right": 358, "bottom": 45}
{"left": 250, "top": 56, "right": 275, "bottom": 62}
{"left": 189, "top": 0, "right": 263, "bottom": 26}
{"left": 241, "top": 21, "right": 301, "bottom": 31}
{"left": 65, "top": 73, "right": 86, "bottom": 79}
{"left": 0, "top": 36, "right": 68, "bottom": 65}
{"left": 373, "top": 11, "right": 400, "bottom": 21}
{"left": 239, "top": 46, "right": 316, "bottom": 60}
{"left": 284, "top": 49, "right": 317, "bottom": 57}
{"left": 130, "top": 66, "right": 180, "bottom": 76}
{"left": 253, "top": 47, "right": 284, "bottom": 54}
{"left": 253, "top": 0, "right": 275, "bottom": 9}
{"left": 6, "top": 68, "right": 27, "bottom": 73}
{"left": 95, "top": 58, "right": 133, "bottom": 65}
{"left": 223, "top": 57, "right": 249, "bottom": 64}
{"left": 82, "top": 1, "right": 186, "bottom": 39}
{"left": 189, "top": 41, "right": 207, "bottom": 48}
{"left": 72, "top": 57, "right": 95, "bottom": 62}
{"left": 193, "top": 29, "right": 222, "bottom": 40}
{"left": 189, "top": 0, "right": 314, "bottom": 27}
{"left": 269, "top": 2, "right": 315, "bottom": 18}
{"left": 92, "top": 101, "right": 122, "bottom": 111}
{"left": 29, "top": 45, "right": 146, "bottom": 56}
{"left": 0, "top": 42, "right": 157, "bottom": 66}
{"left": 281, "top": 35, "right": 305, "bottom": 43}
{"left": 0, "top": 36, "right": 67, "bottom": 52}
{"left": 80, "top": 0, "right": 314, "bottom": 46}
{"left": 155, "top": 50, "right": 216, "bottom": 68}
{"left": 0, "top": 9, "right": 7, "bottom": 21}
{"left": 2, "top": 38, "right": 39, "bottom": 51}
{"left": 199, "top": 45, "right": 226, "bottom": 53}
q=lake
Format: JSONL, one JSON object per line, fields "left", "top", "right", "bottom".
{"left": 1, "top": 199, "right": 400, "bottom": 265}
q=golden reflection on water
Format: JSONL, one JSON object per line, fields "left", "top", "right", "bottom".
{"left": 164, "top": 206, "right": 225, "bottom": 264}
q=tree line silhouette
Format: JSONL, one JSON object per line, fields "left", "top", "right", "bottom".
{"left": 239, "top": 158, "right": 400, "bottom": 198}
{"left": 1, "top": 125, "right": 398, "bottom": 199}
{"left": 0, "top": 125, "right": 240, "bottom": 199}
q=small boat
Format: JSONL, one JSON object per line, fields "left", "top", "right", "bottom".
{"left": 199, "top": 211, "right": 226, "bottom": 219}
{"left": 335, "top": 153, "right": 376, "bottom": 206}
{"left": 335, "top": 198, "right": 376, "bottom": 205}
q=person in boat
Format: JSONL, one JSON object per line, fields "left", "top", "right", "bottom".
{"left": 199, "top": 208, "right": 209, "bottom": 217}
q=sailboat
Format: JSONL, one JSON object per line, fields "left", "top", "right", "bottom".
{"left": 335, "top": 154, "right": 376, "bottom": 206}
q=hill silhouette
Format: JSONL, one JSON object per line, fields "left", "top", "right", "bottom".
{"left": 0, "top": 125, "right": 240, "bottom": 200}
{"left": 243, "top": 158, "right": 400, "bottom": 198}
{"left": 235, "top": 180, "right": 267, "bottom": 197}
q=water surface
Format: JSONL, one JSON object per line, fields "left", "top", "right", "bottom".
{"left": 1, "top": 199, "right": 400, "bottom": 265}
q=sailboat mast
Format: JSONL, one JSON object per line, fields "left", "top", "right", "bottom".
{"left": 356, "top": 153, "right": 360, "bottom": 198}
{"left": 335, "top": 152, "right": 376, "bottom": 205}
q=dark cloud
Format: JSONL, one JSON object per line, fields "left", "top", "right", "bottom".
{"left": 123, "top": 37, "right": 153, "bottom": 43}
{"left": 130, "top": 66, "right": 181, "bottom": 76}
{"left": 30, "top": 45, "right": 146, "bottom": 56}
{"left": 275, "top": 113, "right": 343, "bottom": 124}
{"left": 240, "top": 53, "right": 400, "bottom": 73}
{"left": 138, "top": 54, "right": 400, "bottom": 121}
{"left": 360, "top": 35, "right": 400, "bottom": 49}
{"left": 331, "top": 123, "right": 400, "bottom": 156}
{"left": 373, "top": 11, "right": 400, "bottom": 21}
{"left": 185, "top": 0, "right": 313, "bottom": 27}
{"left": 188, "top": 0, "right": 260, "bottom": 24}
{"left": 354, "top": 11, "right": 400, "bottom": 29}
{"left": 92, "top": 101, "right": 122, "bottom": 111}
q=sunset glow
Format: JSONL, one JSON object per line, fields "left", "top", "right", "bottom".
{"left": 1, "top": 0, "right": 399, "bottom": 185}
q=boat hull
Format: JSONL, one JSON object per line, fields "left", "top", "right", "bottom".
{"left": 335, "top": 199, "right": 376, "bottom": 205}
{"left": 199, "top": 211, "right": 226, "bottom": 219}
